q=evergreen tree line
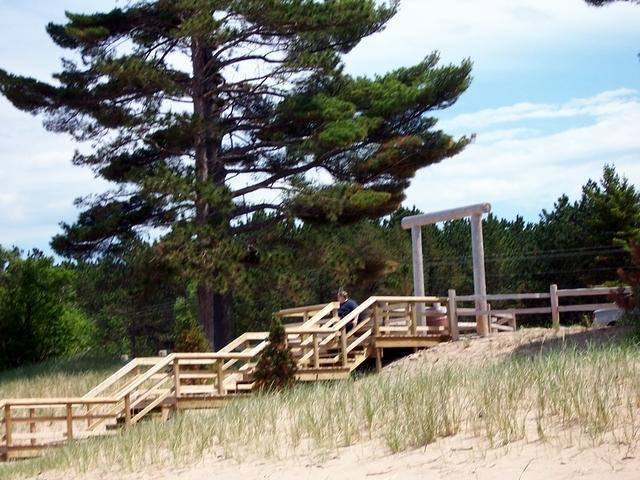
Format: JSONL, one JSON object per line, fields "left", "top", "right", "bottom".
{"left": 1, "top": 164, "right": 638, "bottom": 369}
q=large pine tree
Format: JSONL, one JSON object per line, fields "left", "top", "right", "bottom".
{"left": 0, "top": 0, "right": 472, "bottom": 349}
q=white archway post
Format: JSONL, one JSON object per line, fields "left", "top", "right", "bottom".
{"left": 401, "top": 203, "right": 491, "bottom": 337}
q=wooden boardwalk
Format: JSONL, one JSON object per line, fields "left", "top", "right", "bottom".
{"left": 0, "top": 296, "right": 452, "bottom": 460}
{"left": 1, "top": 286, "right": 624, "bottom": 460}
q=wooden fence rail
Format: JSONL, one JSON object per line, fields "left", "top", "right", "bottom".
{"left": 449, "top": 284, "right": 631, "bottom": 336}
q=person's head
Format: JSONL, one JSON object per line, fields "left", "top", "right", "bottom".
{"left": 337, "top": 290, "right": 349, "bottom": 303}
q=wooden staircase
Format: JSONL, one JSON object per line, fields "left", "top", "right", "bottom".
{"left": 1, "top": 296, "right": 452, "bottom": 460}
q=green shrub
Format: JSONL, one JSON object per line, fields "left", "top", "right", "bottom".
{"left": 252, "top": 317, "right": 297, "bottom": 391}
{"left": 0, "top": 248, "right": 94, "bottom": 370}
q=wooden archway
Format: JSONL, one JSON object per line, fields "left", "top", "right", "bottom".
{"left": 401, "top": 203, "right": 492, "bottom": 337}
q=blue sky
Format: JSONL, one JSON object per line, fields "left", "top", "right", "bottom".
{"left": 0, "top": 0, "right": 639, "bottom": 252}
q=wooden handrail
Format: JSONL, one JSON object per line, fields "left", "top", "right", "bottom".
{"left": 82, "top": 359, "right": 140, "bottom": 399}
{"left": 115, "top": 355, "right": 175, "bottom": 399}
{"left": 1, "top": 397, "right": 118, "bottom": 407}
{"left": 332, "top": 297, "right": 378, "bottom": 331}
{"left": 557, "top": 286, "right": 631, "bottom": 297}
{"left": 275, "top": 303, "right": 333, "bottom": 318}
{"left": 173, "top": 352, "right": 261, "bottom": 360}
{"left": 457, "top": 293, "right": 551, "bottom": 301}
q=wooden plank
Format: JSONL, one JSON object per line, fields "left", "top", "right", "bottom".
{"left": 550, "top": 284, "right": 560, "bottom": 330}
{"left": 378, "top": 326, "right": 412, "bottom": 332}
{"left": 173, "top": 352, "right": 257, "bottom": 360}
{"left": 4, "top": 404, "right": 12, "bottom": 447}
{"left": 559, "top": 303, "right": 616, "bottom": 313}
{"left": 373, "top": 296, "right": 445, "bottom": 303}
{"left": 173, "top": 361, "right": 181, "bottom": 398}
{"left": 373, "top": 306, "right": 381, "bottom": 337}
{"left": 275, "top": 303, "right": 331, "bottom": 318}
{"left": 217, "top": 360, "right": 225, "bottom": 396}
{"left": 65, "top": 404, "right": 73, "bottom": 440}
{"left": 10, "top": 414, "right": 115, "bottom": 423}
{"left": 458, "top": 307, "right": 552, "bottom": 316}
{"left": 471, "top": 213, "right": 489, "bottom": 337}
{"left": 312, "top": 334, "right": 319, "bottom": 369}
{"left": 448, "top": 289, "right": 459, "bottom": 341}
{"left": 6, "top": 432, "right": 66, "bottom": 441}
{"left": 410, "top": 225, "right": 426, "bottom": 304}
{"left": 124, "top": 395, "right": 131, "bottom": 427}
{"left": 129, "top": 377, "right": 171, "bottom": 411}
{"left": 374, "top": 337, "right": 447, "bottom": 348}
{"left": 457, "top": 293, "right": 551, "bottom": 301}
{"left": 82, "top": 360, "right": 139, "bottom": 399}
{"left": 557, "top": 287, "right": 630, "bottom": 297}
{"left": 131, "top": 389, "right": 172, "bottom": 424}
{"left": 2, "top": 398, "right": 118, "bottom": 407}
{"left": 346, "top": 329, "right": 372, "bottom": 353}
{"left": 116, "top": 355, "right": 174, "bottom": 398}
{"left": 216, "top": 333, "right": 248, "bottom": 354}
{"left": 29, "top": 408, "right": 36, "bottom": 446}
{"left": 490, "top": 324, "right": 515, "bottom": 332}
{"left": 341, "top": 329, "right": 348, "bottom": 368}
{"left": 400, "top": 203, "right": 491, "bottom": 229}
{"left": 410, "top": 304, "right": 418, "bottom": 336}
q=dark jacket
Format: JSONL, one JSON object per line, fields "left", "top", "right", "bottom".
{"left": 338, "top": 298, "right": 359, "bottom": 319}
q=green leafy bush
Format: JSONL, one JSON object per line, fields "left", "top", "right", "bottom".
{"left": 0, "top": 248, "right": 93, "bottom": 370}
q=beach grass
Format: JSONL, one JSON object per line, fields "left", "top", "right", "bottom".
{"left": 2, "top": 337, "right": 640, "bottom": 478}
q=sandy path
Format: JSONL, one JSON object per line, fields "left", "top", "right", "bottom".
{"left": 35, "top": 434, "right": 639, "bottom": 480}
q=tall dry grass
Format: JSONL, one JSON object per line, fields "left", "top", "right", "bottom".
{"left": 0, "top": 356, "right": 122, "bottom": 399}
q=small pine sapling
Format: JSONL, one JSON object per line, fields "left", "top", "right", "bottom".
{"left": 253, "top": 317, "right": 298, "bottom": 391}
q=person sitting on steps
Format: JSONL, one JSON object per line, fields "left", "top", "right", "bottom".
{"left": 337, "top": 290, "right": 359, "bottom": 331}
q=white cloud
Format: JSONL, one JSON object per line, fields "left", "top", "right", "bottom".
{"left": 405, "top": 90, "right": 640, "bottom": 220}
{"left": 345, "top": 0, "right": 640, "bottom": 73}
{"left": 441, "top": 89, "right": 638, "bottom": 131}
{"left": 0, "top": 97, "right": 109, "bottom": 250}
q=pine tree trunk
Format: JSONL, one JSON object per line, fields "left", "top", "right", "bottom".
{"left": 213, "top": 292, "right": 233, "bottom": 351}
{"left": 196, "top": 286, "right": 232, "bottom": 351}
{"left": 197, "top": 284, "right": 215, "bottom": 348}
{"left": 192, "top": 37, "right": 230, "bottom": 351}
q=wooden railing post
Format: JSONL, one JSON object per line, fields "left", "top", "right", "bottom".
{"left": 66, "top": 403, "right": 74, "bottom": 440}
{"left": 29, "top": 408, "right": 36, "bottom": 446}
{"left": 448, "top": 289, "right": 459, "bottom": 341}
{"left": 217, "top": 360, "right": 225, "bottom": 396}
{"left": 341, "top": 328, "right": 348, "bottom": 368}
{"left": 373, "top": 305, "right": 381, "bottom": 337}
{"left": 173, "top": 359, "right": 181, "bottom": 399}
{"left": 410, "top": 302, "right": 418, "bottom": 336}
{"left": 124, "top": 394, "right": 132, "bottom": 427}
{"left": 312, "top": 333, "right": 320, "bottom": 369}
{"left": 4, "top": 404, "right": 12, "bottom": 448}
{"left": 550, "top": 284, "right": 560, "bottom": 330}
